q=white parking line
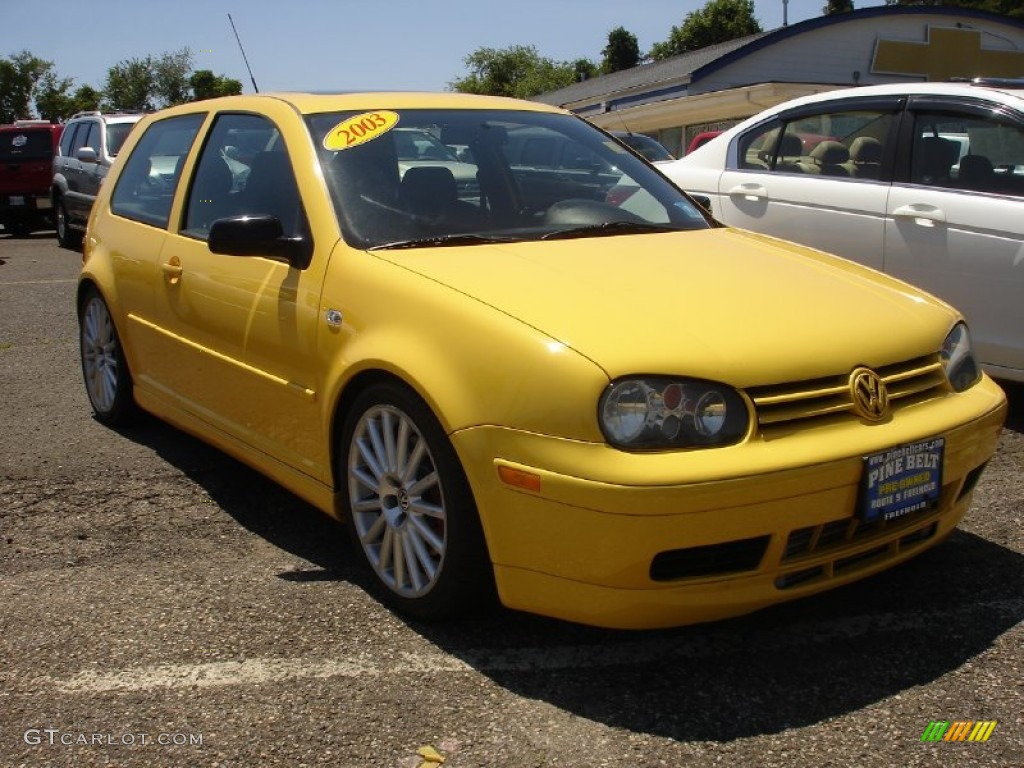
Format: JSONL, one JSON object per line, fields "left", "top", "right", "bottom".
{"left": 31, "top": 598, "right": 1022, "bottom": 694}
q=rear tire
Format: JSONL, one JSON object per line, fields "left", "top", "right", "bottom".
{"left": 338, "top": 381, "right": 495, "bottom": 620}
{"left": 79, "top": 288, "right": 136, "bottom": 426}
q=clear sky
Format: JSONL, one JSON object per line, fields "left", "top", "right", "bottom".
{"left": 3, "top": 0, "right": 841, "bottom": 96}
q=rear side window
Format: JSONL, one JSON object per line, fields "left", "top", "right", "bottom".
{"left": 59, "top": 125, "right": 78, "bottom": 156}
{"left": 736, "top": 109, "right": 893, "bottom": 180}
{"left": 0, "top": 129, "right": 56, "bottom": 162}
{"left": 111, "top": 114, "right": 204, "bottom": 229}
{"left": 106, "top": 123, "right": 136, "bottom": 157}
{"left": 70, "top": 123, "right": 94, "bottom": 156}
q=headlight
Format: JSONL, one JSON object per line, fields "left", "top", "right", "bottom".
{"left": 941, "top": 322, "right": 980, "bottom": 392}
{"left": 599, "top": 377, "right": 749, "bottom": 450}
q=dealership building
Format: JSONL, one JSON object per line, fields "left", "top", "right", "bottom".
{"left": 534, "top": 6, "right": 1024, "bottom": 156}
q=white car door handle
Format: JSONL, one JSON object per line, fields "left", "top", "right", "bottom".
{"left": 727, "top": 183, "right": 767, "bottom": 201}
{"left": 892, "top": 204, "right": 946, "bottom": 226}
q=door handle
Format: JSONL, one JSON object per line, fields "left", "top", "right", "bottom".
{"left": 892, "top": 204, "right": 946, "bottom": 227}
{"left": 727, "top": 183, "right": 768, "bottom": 201}
{"left": 161, "top": 259, "right": 183, "bottom": 284}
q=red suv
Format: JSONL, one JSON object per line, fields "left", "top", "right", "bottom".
{"left": 0, "top": 121, "right": 63, "bottom": 235}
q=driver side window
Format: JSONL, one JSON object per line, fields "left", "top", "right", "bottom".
{"left": 183, "top": 113, "right": 307, "bottom": 239}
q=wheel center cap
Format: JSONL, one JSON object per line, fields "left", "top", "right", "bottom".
{"left": 383, "top": 485, "right": 411, "bottom": 528}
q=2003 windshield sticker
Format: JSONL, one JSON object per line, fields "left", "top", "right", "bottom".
{"left": 324, "top": 111, "right": 400, "bottom": 151}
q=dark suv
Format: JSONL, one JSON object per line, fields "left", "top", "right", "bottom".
{"left": 0, "top": 121, "right": 64, "bottom": 236}
{"left": 51, "top": 111, "right": 143, "bottom": 248}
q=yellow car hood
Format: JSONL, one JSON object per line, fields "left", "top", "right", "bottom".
{"left": 374, "top": 228, "right": 957, "bottom": 386}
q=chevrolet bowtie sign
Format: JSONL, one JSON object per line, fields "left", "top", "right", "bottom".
{"left": 873, "top": 25, "right": 1024, "bottom": 82}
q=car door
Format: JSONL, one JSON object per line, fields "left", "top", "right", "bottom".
{"left": 77, "top": 119, "right": 105, "bottom": 206}
{"left": 150, "top": 110, "right": 333, "bottom": 481}
{"left": 884, "top": 97, "right": 1024, "bottom": 379}
{"left": 714, "top": 99, "right": 901, "bottom": 272}
{"left": 63, "top": 121, "right": 93, "bottom": 220}
{"left": 104, "top": 112, "right": 206, "bottom": 381}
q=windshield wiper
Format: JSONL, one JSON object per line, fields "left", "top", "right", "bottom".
{"left": 368, "top": 233, "right": 523, "bottom": 250}
{"left": 540, "top": 220, "right": 680, "bottom": 241}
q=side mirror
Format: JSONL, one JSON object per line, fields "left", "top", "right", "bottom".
{"left": 208, "top": 215, "right": 311, "bottom": 269}
{"left": 689, "top": 194, "right": 712, "bottom": 213}
{"left": 76, "top": 147, "right": 98, "bottom": 163}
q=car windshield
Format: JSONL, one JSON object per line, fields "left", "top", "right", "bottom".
{"left": 307, "top": 108, "right": 709, "bottom": 250}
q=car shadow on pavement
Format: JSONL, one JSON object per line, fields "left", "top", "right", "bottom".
{"left": 112, "top": 413, "right": 366, "bottom": 589}
{"left": 418, "top": 530, "right": 1024, "bottom": 742}
{"left": 113, "top": 397, "right": 1024, "bottom": 743}
{"left": 998, "top": 379, "right": 1024, "bottom": 433}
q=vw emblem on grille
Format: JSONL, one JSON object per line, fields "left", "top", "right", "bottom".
{"left": 850, "top": 367, "right": 889, "bottom": 421}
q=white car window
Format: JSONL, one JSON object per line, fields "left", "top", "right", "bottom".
{"left": 911, "top": 111, "right": 1024, "bottom": 196}
{"left": 736, "top": 110, "right": 893, "bottom": 181}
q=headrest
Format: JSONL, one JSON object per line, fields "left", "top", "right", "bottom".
{"left": 810, "top": 140, "right": 849, "bottom": 165}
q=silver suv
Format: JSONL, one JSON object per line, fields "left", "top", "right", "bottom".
{"left": 51, "top": 111, "right": 143, "bottom": 248}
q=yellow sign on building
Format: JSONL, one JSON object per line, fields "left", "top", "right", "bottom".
{"left": 873, "top": 26, "right": 1024, "bottom": 81}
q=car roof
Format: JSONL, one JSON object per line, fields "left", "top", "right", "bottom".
{"left": 150, "top": 91, "right": 567, "bottom": 117}
{"left": 758, "top": 80, "right": 1024, "bottom": 115}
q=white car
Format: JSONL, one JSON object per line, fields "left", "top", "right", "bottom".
{"left": 662, "top": 79, "right": 1024, "bottom": 383}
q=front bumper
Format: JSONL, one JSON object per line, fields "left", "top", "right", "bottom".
{"left": 452, "top": 377, "right": 1006, "bottom": 629}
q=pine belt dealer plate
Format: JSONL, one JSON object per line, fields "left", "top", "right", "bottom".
{"left": 860, "top": 437, "right": 944, "bottom": 523}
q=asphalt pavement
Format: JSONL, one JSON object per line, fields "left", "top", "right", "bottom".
{"left": 1, "top": 233, "right": 1021, "bottom": 767}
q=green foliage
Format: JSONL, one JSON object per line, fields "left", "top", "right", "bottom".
{"left": 1, "top": 47, "right": 243, "bottom": 122}
{"left": 33, "top": 70, "right": 76, "bottom": 122}
{"left": 0, "top": 51, "right": 53, "bottom": 123}
{"left": 602, "top": 27, "right": 641, "bottom": 74}
{"left": 649, "top": 0, "right": 762, "bottom": 60}
{"left": 824, "top": 0, "right": 855, "bottom": 13}
{"left": 190, "top": 70, "right": 243, "bottom": 101}
{"left": 103, "top": 57, "right": 156, "bottom": 111}
{"left": 152, "top": 48, "right": 195, "bottom": 107}
{"left": 449, "top": 45, "right": 595, "bottom": 98}
{"left": 104, "top": 49, "right": 197, "bottom": 111}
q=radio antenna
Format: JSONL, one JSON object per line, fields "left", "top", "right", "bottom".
{"left": 228, "top": 13, "right": 259, "bottom": 93}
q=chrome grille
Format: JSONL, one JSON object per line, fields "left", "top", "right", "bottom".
{"left": 748, "top": 354, "right": 947, "bottom": 427}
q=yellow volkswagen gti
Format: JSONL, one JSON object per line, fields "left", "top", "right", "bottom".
{"left": 77, "top": 93, "right": 1006, "bottom": 630}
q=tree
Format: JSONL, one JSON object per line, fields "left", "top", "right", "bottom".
{"left": 69, "top": 85, "right": 103, "bottom": 114}
{"left": 33, "top": 70, "right": 76, "bottom": 122}
{"left": 824, "top": 0, "right": 854, "bottom": 12}
{"left": 103, "top": 57, "right": 155, "bottom": 111}
{"left": 649, "top": 0, "right": 762, "bottom": 60}
{"left": 0, "top": 50, "right": 54, "bottom": 122}
{"left": 602, "top": 27, "right": 641, "bottom": 74}
{"left": 573, "top": 58, "right": 599, "bottom": 83}
{"left": 190, "top": 70, "right": 243, "bottom": 101}
{"left": 152, "top": 48, "right": 194, "bottom": 108}
{"left": 449, "top": 45, "right": 593, "bottom": 98}
{"left": 104, "top": 48, "right": 230, "bottom": 111}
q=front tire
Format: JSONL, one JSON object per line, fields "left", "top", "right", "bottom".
{"left": 339, "top": 381, "right": 494, "bottom": 620}
{"left": 79, "top": 288, "right": 135, "bottom": 426}
{"left": 56, "top": 197, "right": 83, "bottom": 250}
